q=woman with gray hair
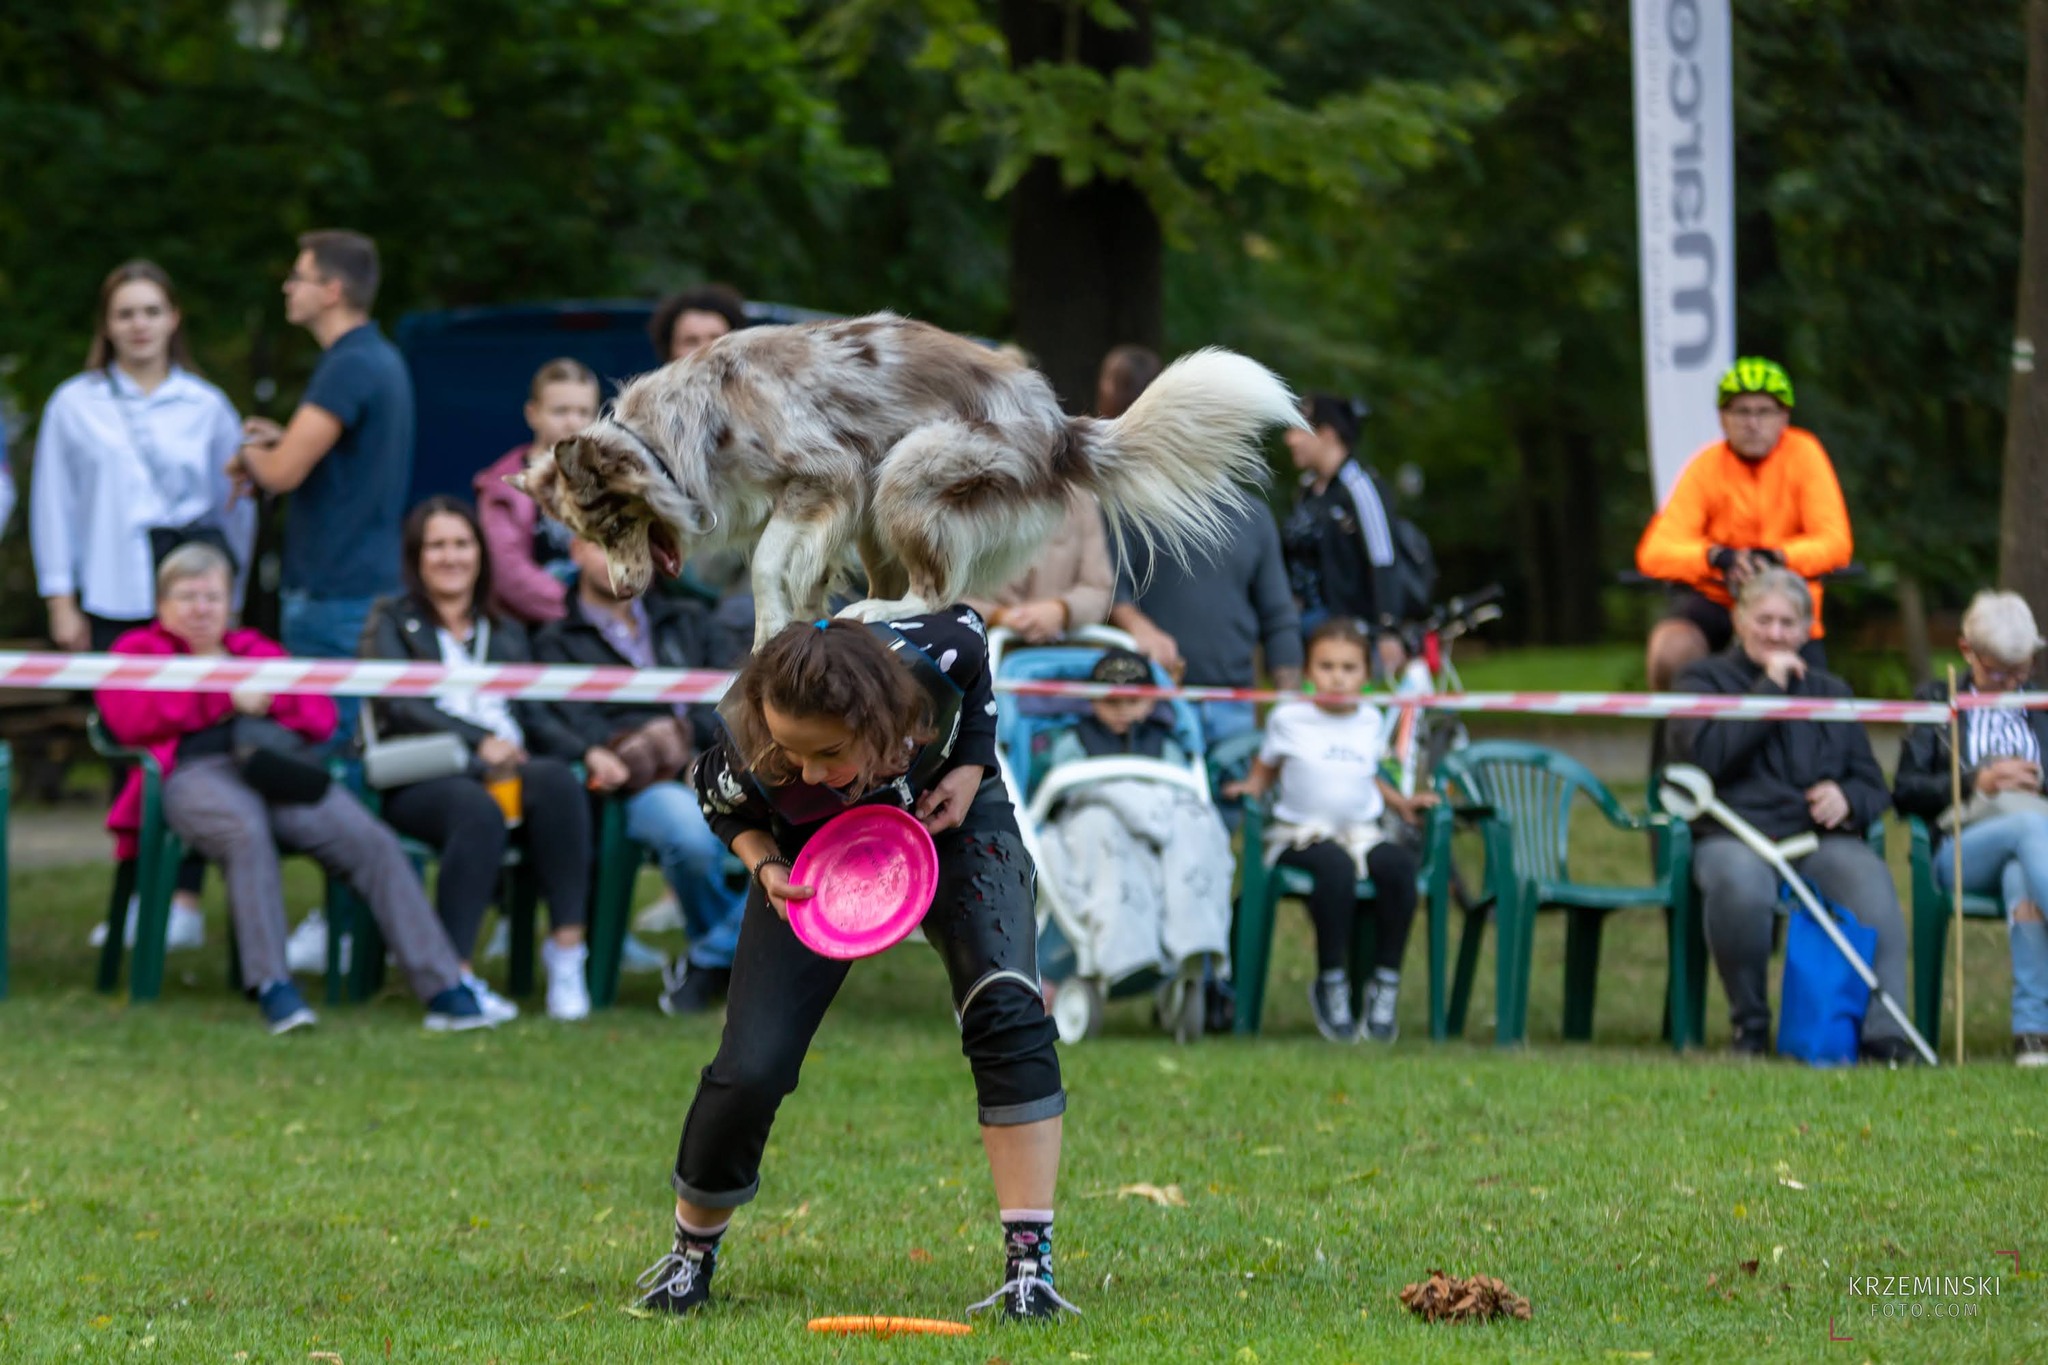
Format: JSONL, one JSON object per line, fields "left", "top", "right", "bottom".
{"left": 1894, "top": 589, "right": 2048, "bottom": 1066}
{"left": 93, "top": 543, "right": 497, "bottom": 1035}
{"left": 1668, "top": 566, "right": 1914, "bottom": 1061}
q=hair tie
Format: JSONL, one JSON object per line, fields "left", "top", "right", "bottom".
{"left": 814, "top": 618, "right": 831, "bottom": 629}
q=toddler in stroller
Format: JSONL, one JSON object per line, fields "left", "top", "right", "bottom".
{"left": 1009, "top": 647, "right": 1235, "bottom": 1042}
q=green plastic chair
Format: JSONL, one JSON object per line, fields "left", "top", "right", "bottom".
{"left": 1905, "top": 815, "right": 2006, "bottom": 1042}
{"left": 89, "top": 714, "right": 363, "bottom": 1004}
{"left": 1436, "top": 741, "right": 1698, "bottom": 1048}
{"left": 1, "top": 741, "right": 11, "bottom": 1002}
{"left": 347, "top": 773, "right": 552, "bottom": 1004}
{"left": 585, "top": 795, "right": 749, "bottom": 1010}
{"left": 1230, "top": 794, "right": 1455, "bottom": 1035}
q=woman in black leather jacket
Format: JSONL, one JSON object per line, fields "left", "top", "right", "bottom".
{"left": 360, "top": 496, "right": 595, "bottom": 1021}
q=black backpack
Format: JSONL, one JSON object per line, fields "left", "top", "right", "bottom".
{"left": 1382, "top": 509, "right": 1439, "bottom": 624}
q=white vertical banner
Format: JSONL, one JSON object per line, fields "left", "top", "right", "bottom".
{"left": 1632, "top": 0, "right": 1735, "bottom": 506}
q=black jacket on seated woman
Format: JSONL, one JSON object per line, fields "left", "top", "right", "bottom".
{"left": 357, "top": 496, "right": 595, "bottom": 1022}
{"left": 1668, "top": 649, "right": 1892, "bottom": 843}
{"left": 1665, "top": 566, "right": 1911, "bottom": 1060}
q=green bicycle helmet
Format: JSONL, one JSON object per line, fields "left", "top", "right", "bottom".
{"left": 1716, "top": 356, "right": 1795, "bottom": 409}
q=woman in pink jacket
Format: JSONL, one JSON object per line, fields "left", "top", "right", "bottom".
{"left": 472, "top": 358, "right": 600, "bottom": 625}
{"left": 97, "top": 543, "right": 494, "bottom": 1035}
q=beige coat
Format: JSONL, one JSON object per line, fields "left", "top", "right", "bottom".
{"left": 965, "top": 488, "right": 1114, "bottom": 630}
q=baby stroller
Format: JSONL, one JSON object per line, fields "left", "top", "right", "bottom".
{"left": 989, "top": 627, "right": 1225, "bottom": 1044}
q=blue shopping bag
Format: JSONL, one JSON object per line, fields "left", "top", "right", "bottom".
{"left": 1776, "top": 880, "right": 1877, "bottom": 1067}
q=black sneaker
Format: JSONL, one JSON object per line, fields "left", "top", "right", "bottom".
{"left": 1859, "top": 1035, "right": 1922, "bottom": 1068}
{"left": 1360, "top": 975, "right": 1400, "bottom": 1043}
{"left": 2015, "top": 1033, "right": 2048, "bottom": 1068}
{"left": 1730, "top": 1026, "right": 1770, "bottom": 1058}
{"left": 1203, "top": 976, "right": 1236, "bottom": 1034}
{"left": 423, "top": 983, "right": 502, "bottom": 1033}
{"left": 1308, "top": 973, "right": 1357, "bottom": 1042}
{"left": 967, "top": 1229, "right": 1081, "bottom": 1321}
{"left": 635, "top": 1241, "right": 718, "bottom": 1314}
{"left": 258, "top": 980, "right": 316, "bottom": 1035}
{"left": 659, "top": 961, "right": 732, "bottom": 1016}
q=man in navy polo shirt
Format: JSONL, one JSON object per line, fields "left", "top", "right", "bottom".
{"left": 231, "top": 229, "right": 414, "bottom": 746}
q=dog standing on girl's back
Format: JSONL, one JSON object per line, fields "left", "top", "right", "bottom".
{"left": 515, "top": 312, "right": 1305, "bottom": 645}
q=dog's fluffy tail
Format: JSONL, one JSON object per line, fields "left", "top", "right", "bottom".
{"left": 1073, "top": 348, "right": 1304, "bottom": 573}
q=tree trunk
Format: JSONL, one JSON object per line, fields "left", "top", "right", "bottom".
{"left": 1898, "top": 571, "right": 1933, "bottom": 690}
{"left": 1999, "top": 0, "right": 2048, "bottom": 614}
{"left": 1513, "top": 420, "right": 1607, "bottom": 644}
{"left": 1001, "top": 0, "right": 1161, "bottom": 412}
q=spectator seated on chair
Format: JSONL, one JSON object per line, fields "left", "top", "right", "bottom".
{"left": 533, "top": 534, "right": 746, "bottom": 1014}
{"left": 1892, "top": 589, "right": 2048, "bottom": 1068}
{"left": 1033, "top": 648, "right": 1234, "bottom": 991}
{"left": 95, "top": 542, "right": 497, "bottom": 1035}
{"left": 359, "top": 496, "right": 596, "bottom": 1022}
{"left": 1668, "top": 566, "right": 1910, "bottom": 1062}
{"left": 1222, "top": 620, "right": 1434, "bottom": 1042}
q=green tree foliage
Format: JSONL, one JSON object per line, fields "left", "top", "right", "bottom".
{"left": 0, "top": 0, "right": 2027, "bottom": 649}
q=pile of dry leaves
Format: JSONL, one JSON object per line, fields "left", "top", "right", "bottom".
{"left": 1398, "top": 1270, "right": 1533, "bottom": 1323}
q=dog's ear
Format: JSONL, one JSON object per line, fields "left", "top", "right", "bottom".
{"left": 514, "top": 448, "right": 561, "bottom": 514}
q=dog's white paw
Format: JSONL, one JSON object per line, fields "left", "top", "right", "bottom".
{"left": 835, "top": 596, "right": 933, "bottom": 624}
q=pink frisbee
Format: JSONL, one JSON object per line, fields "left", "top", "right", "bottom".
{"left": 787, "top": 805, "right": 940, "bottom": 959}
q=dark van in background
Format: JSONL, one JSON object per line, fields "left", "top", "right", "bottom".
{"left": 394, "top": 298, "right": 835, "bottom": 505}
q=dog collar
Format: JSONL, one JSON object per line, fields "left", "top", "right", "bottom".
{"left": 603, "top": 415, "right": 678, "bottom": 490}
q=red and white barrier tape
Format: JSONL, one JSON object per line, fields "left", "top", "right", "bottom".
{"left": 0, "top": 650, "right": 1981, "bottom": 722}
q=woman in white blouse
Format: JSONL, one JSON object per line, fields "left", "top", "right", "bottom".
{"left": 31, "top": 260, "right": 253, "bottom": 651}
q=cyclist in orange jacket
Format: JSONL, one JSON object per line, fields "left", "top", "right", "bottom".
{"left": 1636, "top": 357, "right": 1852, "bottom": 690}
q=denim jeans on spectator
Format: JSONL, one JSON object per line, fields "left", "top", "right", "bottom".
{"left": 281, "top": 590, "right": 380, "bottom": 751}
{"left": 1932, "top": 809, "right": 2048, "bottom": 1035}
{"left": 624, "top": 780, "right": 746, "bottom": 969}
{"left": 1200, "top": 700, "right": 1257, "bottom": 747}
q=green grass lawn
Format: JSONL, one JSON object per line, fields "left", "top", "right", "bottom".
{"left": 2, "top": 807, "right": 2042, "bottom": 1363}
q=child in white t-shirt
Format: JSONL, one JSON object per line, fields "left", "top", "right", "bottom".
{"left": 1229, "top": 619, "right": 1435, "bottom": 1041}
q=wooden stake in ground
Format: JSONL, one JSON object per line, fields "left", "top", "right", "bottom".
{"left": 1949, "top": 664, "right": 1966, "bottom": 1067}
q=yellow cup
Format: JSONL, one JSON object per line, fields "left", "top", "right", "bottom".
{"left": 486, "top": 776, "right": 523, "bottom": 826}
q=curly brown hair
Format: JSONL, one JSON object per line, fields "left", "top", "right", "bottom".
{"left": 725, "top": 620, "right": 936, "bottom": 789}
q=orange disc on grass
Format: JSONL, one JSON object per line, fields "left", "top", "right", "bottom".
{"left": 807, "top": 1315, "right": 973, "bottom": 1337}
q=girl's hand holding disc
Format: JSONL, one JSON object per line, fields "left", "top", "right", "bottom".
{"left": 758, "top": 860, "right": 813, "bottom": 921}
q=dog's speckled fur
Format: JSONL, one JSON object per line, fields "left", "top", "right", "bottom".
{"left": 518, "top": 312, "right": 1304, "bottom": 645}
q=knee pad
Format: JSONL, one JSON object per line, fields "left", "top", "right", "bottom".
{"left": 956, "top": 971, "right": 1064, "bottom": 1125}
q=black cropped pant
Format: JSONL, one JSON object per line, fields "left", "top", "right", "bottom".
{"left": 378, "top": 757, "right": 590, "bottom": 960}
{"left": 672, "top": 811, "right": 1064, "bottom": 1209}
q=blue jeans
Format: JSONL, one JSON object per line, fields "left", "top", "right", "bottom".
{"left": 1933, "top": 810, "right": 2048, "bottom": 1035}
{"left": 624, "top": 781, "right": 746, "bottom": 969}
{"left": 281, "top": 590, "right": 381, "bottom": 751}
{"left": 1199, "top": 700, "right": 1257, "bottom": 747}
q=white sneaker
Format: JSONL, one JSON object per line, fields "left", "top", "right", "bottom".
{"left": 87, "top": 896, "right": 140, "bottom": 949}
{"left": 481, "top": 920, "right": 511, "bottom": 962}
{"left": 543, "top": 940, "right": 592, "bottom": 1021}
{"left": 633, "top": 892, "right": 685, "bottom": 934}
{"left": 618, "top": 932, "right": 668, "bottom": 975}
{"left": 461, "top": 971, "right": 521, "bottom": 1024}
{"left": 87, "top": 896, "right": 203, "bottom": 951}
{"left": 285, "top": 910, "right": 328, "bottom": 975}
{"left": 165, "top": 901, "right": 206, "bottom": 952}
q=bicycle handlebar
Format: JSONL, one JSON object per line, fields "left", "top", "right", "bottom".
{"left": 1615, "top": 563, "right": 1867, "bottom": 589}
{"left": 1379, "top": 584, "right": 1505, "bottom": 646}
